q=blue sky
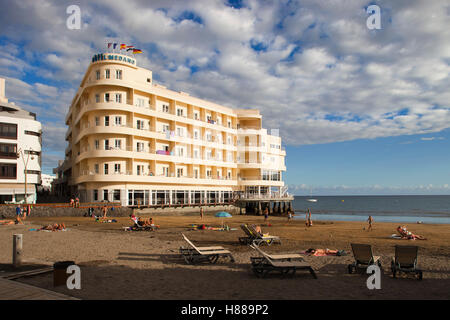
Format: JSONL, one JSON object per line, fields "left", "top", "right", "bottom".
{"left": 0, "top": 0, "right": 449, "bottom": 195}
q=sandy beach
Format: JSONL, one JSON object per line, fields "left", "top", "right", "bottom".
{"left": 0, "top": 213, "right": 449, "bottom": 300}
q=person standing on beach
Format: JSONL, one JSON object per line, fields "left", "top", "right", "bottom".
{"left": 15, "top": 205, "right": 22, "bottom": 223}
{"left": 102, "top": 205, "right": 108, "bottom": 219}
{"left": 264, "top": 207, "right": 269, "bottom": 223}
{"left": 367, "top": 216, "right": 373, "bottom": 231}
{"left": 200, "top": 207, "right": 204, "bottom": 220}
{"left": 306, "top": 209, "right": 312, "bottom": 227}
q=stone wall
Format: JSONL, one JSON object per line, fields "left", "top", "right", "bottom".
{"left": 0, "top": 205, "right": 132, "bottom": 218}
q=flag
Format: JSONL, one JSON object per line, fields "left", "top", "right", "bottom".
{"left": 107, "top": 43, "right": 112, "bottom": 48}
{"left": 120, "top": 44, "right": 126, "bottom": 50}
{"left": 126, "top": 48, "right": 134, "bottom": 51}
{"left": 113, "top": 43, "right": 118, "bottom": 49}
{"left": 126, "top": 45, "right": 134, "bottom": 48}
{"left": 132, "top": 49, "right": 143, "bottom": 54}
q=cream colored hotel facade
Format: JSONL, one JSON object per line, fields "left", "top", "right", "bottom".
{"left": 57, "top": 53, "right": 288, "bottom": 207}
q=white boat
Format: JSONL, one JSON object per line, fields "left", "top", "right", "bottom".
{"left": 307, "top": 188, "right": 317, "bottom": 202}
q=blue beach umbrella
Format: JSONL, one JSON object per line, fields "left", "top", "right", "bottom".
{"left": 215, "top": 211, "right": 232, "bottom": 227}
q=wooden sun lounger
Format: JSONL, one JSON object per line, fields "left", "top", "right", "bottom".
{"left": 348, "top": 243, "right": 382, "bottom": 274}
{"left": 249, "top": 245, "right": 317, "bottom": 279}
{"left": 391, "top": 245, "right": 422, "bottom": 280}
{"left": 239, "top": 224, "right": 282, "bottom": 246}
{"left": 180, "top": 233, "right": 235, "bottom": 264}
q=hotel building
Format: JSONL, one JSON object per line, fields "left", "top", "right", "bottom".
{"left": 0, "top": 78, "right": 42, "bottom": 204}
{"left": 58, "top": 53, "right": 289, "bottom": 207}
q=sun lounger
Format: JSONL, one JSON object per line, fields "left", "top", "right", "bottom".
{"left": 239, "top": 224, "right": 281, "bottom": 246}
{"left": 249, "top": 244, "right": 317, "bottom": 279}
{"left": 348, "top": 243, "right": 382, "bottom": 274}
{"left": 391, "top": 245, "right": 422, "bottom": 280}
{"left": 180, "top": 233, "right": 235, "bottom": 264}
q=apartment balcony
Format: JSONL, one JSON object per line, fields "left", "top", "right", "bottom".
{"left": 74, "top": 171, "right": 238, "bottom": 186}
{"left": 237, "top": 176, "right": 284, "bottom": 187}
{"left": 75, "top": 146, "right": 237, "bottom": 167}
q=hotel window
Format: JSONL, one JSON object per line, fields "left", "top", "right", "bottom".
{"left": 115, "top": 93, "right": 122, "bottom": 103}
{"left": 136, "top": 98, "right": 146, "bottom": 107}
{"left": 96, "top": 70, "right": 100, "bottom": 80}
{"left": 116, "top": 70, "right": 122, "bottom": 79}
{"left": 194, "top": 149, "right": 199, "bottom": 159}
{"left": 25, "top": 130, "right": 41, "bottom": 137}
{"left": 93, "top": 190, "right": 98, "bottom": 201}
{"left": 194, "top": 130, "right": 199, "bottom": 139}
{"left": 227, "top": 136, "right": 231, "bottom": 145}
{"left": 0, "top": 143, "right": 17, "bottom": 158}
{"left": 95, "top": 117, "right": 100, "bottom": 126}
{"left": 227, "top": 171, "right": 231, "bottom": 179}
{"left": 137, "top": 165, "right": 144, "bottom": 176}
{"left": 94, "top": 140, "right": 99, "bottom": 150}
{"left": 176, "top": 147, "right": 184, "bottom": 157}
{"left": 207, "top": 115, "right": 212, "bottom": 122}
{"left": 176, "top": 127, "right": 184, "bottom": 137}
{"left": 104, "top": 139, "right": 109, "bottom": 150}
{"left": 115, "top": 116, "right": 122, "bottom": 126}
{"left": 105, "top": 69, "right": 110, "bottom": 79}
{"left": 136, "top": 120, "right": 144, "bottom": 130}
{"left": 227, "top": 120, "right": 231, "bottom": 128}
{"left": 114, "top": 139, "right": 121, "bottom": 149}
{"left": 177, "top": 108, "right": 184, "bottom": 117}
{"left": 103, "top": 190, "right": 108, "bottom": 201}
{"left": 162, "top": 124, "right": 169, "bottom": 133}
{"left": 194, "top": 112, "right": 199, "bottom": 120}
{"left": 136, "top": 142, "right": 144, "bottom": 152}
{"left": 94, "top": 164, "right": 99, "bottom": 174}
{"left": 104, "top": 164, "right": 109, "bottom": 174}
{"left": 95, "top": 94, "right": 100, "bottom": 103}
{"left": 194, "top": 169, "right": 199, "bottom": 179}
{"left": 105, "top": 93, "right": 110, "bottom": 102}
{"left": 162, "top": 104, "right": 169, "bottom": 113}
{"left": 104, "top": 116, "right": 109, "bottom": 126}
{"left": 113, "top": 190, "right": 120, "bottom": 201}
{"left": 114, "top": 164, "right": 121, "bottom": 173}
{"left": 0, "top": 163, "right": 16, "bottom": 179}
{"left": 206, "top": 132, "right": 212, "bottom": 141}
{"left": 206, "top": 169, "right": 211, "bottom": 178}
{"left": 177, "top": 168, "right": 183, "bottom": 178}
{"left": 0, "top": 123, "right": 17, "bottom": 139}
{"left": 162, "top": 167, "right": 169, "bottom": 177}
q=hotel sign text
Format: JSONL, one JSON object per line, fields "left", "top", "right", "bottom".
{"left": 91, "top": 53, "right": 136, "bottom": 65}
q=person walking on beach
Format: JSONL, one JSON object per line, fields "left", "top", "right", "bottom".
{"left": 15, "top": 205, "right": 23, "bottom": 224}
{"left": 287, "top": 209, "right": 293, "bottom": 222}
{"left": 306, "top": 209, "right": 313, "bottom": 227}
{"left": 367, "top": 216, "right": 374, "bottom": 231}
{"left": 200, "top": 207, "right": 204, "bottom": 220}
{"left": 264, "top": 207, "right": 269, "bottom": 223}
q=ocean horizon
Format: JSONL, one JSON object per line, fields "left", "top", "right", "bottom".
{"left": 291, "top": 195, "right": 450, "bottom": 224}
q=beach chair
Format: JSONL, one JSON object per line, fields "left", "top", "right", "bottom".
{"left": 179, "top": 233, "right": 235, "bottom": 264}
{"left": 249, "top": 245, "right": 317, "bottom": 279}
{"left": 348, "top": 243, "right": 382, "bottom": 274}
{"left": 391, "top": 245, "right": 422, "bottom": 280}
{"left": 239, "top": 224, "right": 281, "bottom": 246}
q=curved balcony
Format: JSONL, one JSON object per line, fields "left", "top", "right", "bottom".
{"left": 74, "top": 171, "right": 238, "bottom": 186}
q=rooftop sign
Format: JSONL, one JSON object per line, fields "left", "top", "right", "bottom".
{"left": 91, "top": 53, "right": 136, "bottom": 66}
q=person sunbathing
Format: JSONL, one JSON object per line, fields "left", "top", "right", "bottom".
{"left": 41, "top": 223, "right": 66, "bottom": 231}
{"left": 0, "top": 220, "right": 15, "bottom": 225}
{"left": 305, "top": 248, "right": 338, "bottom": 256}
{"left": 397, "top": 226, "right": 426, "bottom": 240}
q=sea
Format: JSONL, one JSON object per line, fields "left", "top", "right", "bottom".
{"left": 292, "top": 195, "right": 450, "bottom": 224}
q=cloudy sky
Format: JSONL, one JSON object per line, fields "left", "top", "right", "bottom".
{"left": 0, "top": 0, "right": 449, "bottom": 195}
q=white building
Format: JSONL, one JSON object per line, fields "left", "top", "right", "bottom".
{"left": 40, "top": 173, "right": 55, "bottom": 192}
{"left": 0, "top": 78, "right": 42, "bottom": 204}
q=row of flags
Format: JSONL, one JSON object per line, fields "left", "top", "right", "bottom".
{"left": 107, "top": 42, "right": 143, "bottom": 54}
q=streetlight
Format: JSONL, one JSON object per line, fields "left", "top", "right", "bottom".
{"left": 16, "top": 148, "right": 35, "bottom": 204}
